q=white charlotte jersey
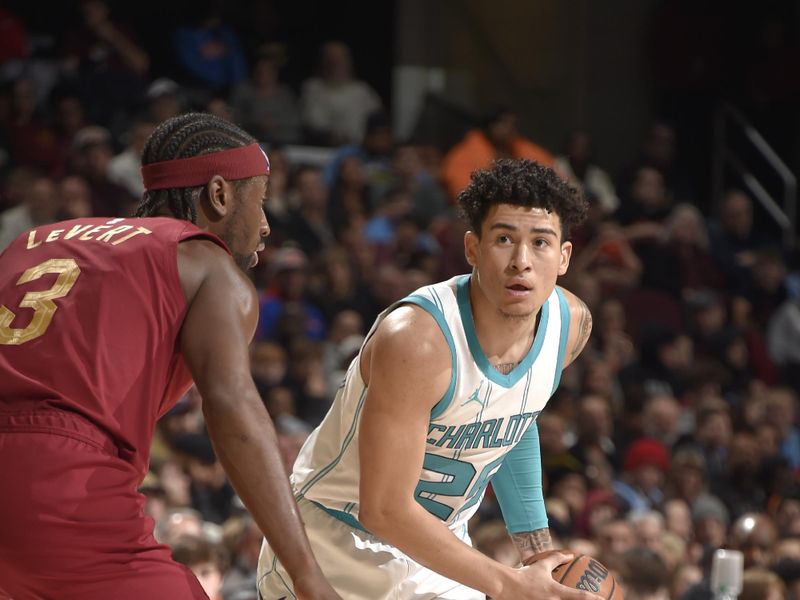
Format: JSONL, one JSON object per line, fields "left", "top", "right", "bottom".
{"left": 291, "top": 274, "right": 571, "bottom": 533}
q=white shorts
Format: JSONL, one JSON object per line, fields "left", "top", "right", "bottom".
{"left": 257, "top": 498, "right": 484, "bottom": 600}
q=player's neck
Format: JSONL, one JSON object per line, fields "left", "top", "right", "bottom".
{"left": 468, "top": 278, "right": 540, "bottom": 366}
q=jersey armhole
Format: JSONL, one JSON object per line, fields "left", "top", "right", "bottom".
{"left": 550, "top": 287, "right": 572, "bottom": 396}
{"left": 400, "top": 294, "right": 457, "bottom": 420}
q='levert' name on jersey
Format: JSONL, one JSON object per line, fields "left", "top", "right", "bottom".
{"left": 426, "top": 411, "right": 540, "bottom": 450}
{"left": 26, "top": 222, "right": 152, "bottom": 250}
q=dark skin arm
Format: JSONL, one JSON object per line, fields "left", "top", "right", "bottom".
{"left": 177, "top": 239, "right": 340, "bottom": 600}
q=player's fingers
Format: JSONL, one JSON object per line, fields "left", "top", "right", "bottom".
{"left": 522, "top": 549, "right": 561, "bottom": 566}
{"left": 537, "top": 551, "right": 574, "bottom": 571}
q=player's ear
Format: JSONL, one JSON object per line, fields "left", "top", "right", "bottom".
{"left": 464, "top": 231, "right": 479, "bottom": 268}
{"left": 203, "top": 175, "right": 233, "bottom": 219}
{"left": 558, "top": 240, "right": 572, "bottom": 276}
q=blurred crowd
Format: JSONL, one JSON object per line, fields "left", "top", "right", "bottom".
{"left": 1, "top": 2, "right": 800, "bottom": 600}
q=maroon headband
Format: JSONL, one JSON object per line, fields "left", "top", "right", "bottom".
{"left": 141, "top": 143, "right": 270, "bottom": 191}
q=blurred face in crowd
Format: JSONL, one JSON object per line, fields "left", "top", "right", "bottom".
{"left": 321, "top": 42, "right": 353, "bottom": 82}
{"left": 59, "top": 175, "right": 92, "bottom": 219}
{"left": 536, "top": 412, "right": 566, "bottom": 455}
{"left": 631, "top": 167, "right": 668, "bottom": 211}
{"left": 598, "top": 520, "right": 636, "bottom": 555}
{"left": 644, "top": 124, "right": 676, "bottom": 167}
{"left": 697, "top": 410, "right": 732, "bottom": 449}
{"left": 486, "top": 112, "right": 518, "bottom": 148}
{"left": 642, "top": 395, "right": 680, "bottom": 444}
{"left": 732, "top": 514, "right": 778, "bottom": 568}
{"left": 577, "top": 395, "right": 612, "bottom": 440}
{"left": 56, "top": 96, "right": 85, "bottom": 135}
{"left": 721, "top": 191, "right": 753, "bottom": 239}
{"left": 26, "top": 177, "right": 59, "bottom": 223}
{"left": 190, "top": 560, "right": 223, "bottom": 600}
{"left": 296, "top": 168, "right": 328, "bottom": 211}
{"left": 567, "top": 131, "right": 592, "bottom": 167}
{"left": 552, "top": 473, "right": 587, "bottom": 516}
{"left": 663, "top": 499, "right": 693, "bottom": 543}
{"left": 658, "top": 334, "right": 693, "bottom": 370}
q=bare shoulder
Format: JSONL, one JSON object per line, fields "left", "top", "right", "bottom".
{"left": 361, "top": 304, "right": 452, "bottom": 405}
{"left": 177, "top": 238, "right": 255, "bottom": 306}
{"left": 556, "top": 285, "right": 593, "bottom": 368}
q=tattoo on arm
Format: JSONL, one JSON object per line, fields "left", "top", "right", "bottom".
{"left": 568, "top": 298, "right": 593, "bottom": 363}
{"left": 511, "top": 528, "right": 553, "bottom": 558}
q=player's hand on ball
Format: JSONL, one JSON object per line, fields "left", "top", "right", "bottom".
{"left": 496, "top": 551, "right": 605, "bottom": 600}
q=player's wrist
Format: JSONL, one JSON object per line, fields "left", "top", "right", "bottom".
{"left": 491, "top": 563, "right": 518, "bottom": 599}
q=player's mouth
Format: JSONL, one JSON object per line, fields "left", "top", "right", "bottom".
{"left": 505, "top": 281, "right": 532, "bottom": 297}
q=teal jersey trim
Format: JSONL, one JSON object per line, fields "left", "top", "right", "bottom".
{"left": 456, "top": 275, "right": 550, "bottom": 388}
{"left": 550, "top": 287, "right": 572, "bottom": 395}
{"left": 296, "top": 387, "right": 367, "bottom": 498}
{"left": 491, "top": 421, "right": 548, "bottom": 533}
{"left": 311, "top": 500, "right": 369, "bottom": 533}
{"left": 402, "top": 294, "right": 458, "bottom": 420}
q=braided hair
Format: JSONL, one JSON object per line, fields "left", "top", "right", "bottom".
{"left": 135, "top": 112, "right": 256, "bottom": 223}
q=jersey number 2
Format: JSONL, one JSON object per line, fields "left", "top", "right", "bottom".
{"left": 0, "top": 258, "right": 81, "bottom": 345}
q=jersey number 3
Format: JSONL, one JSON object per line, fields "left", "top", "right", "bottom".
{"left": 0, "top": 258, "right": 81, "bottom": 345}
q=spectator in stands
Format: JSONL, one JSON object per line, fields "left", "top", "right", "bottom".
{"left": 108, "top": 117, "right": 155, "bottom": 198}
{"left": 613, "top": 437, "right": 669, "bottom": 514}
{"left": 300, "top": 41, "right": 382, "bottom": 146}
{"left": 69, "top": 125, "right": 136, "bottom": 216}
{"left": 61, "top": 0, "right": 149, "bottom": 124}
{"left": 221, "top": 516, "right": 262, "bottom": 600}
{"left": 0, "top": 173, "right": 58, "bottom": 250}
{"left": 4, "top": 78, "right": 58, "bottom": 172}
{"left": 709, "top": 189, "right": 775, "bottom": 286}
{"left": 171, "top": 432, "right": 236, "bottom": 525}
{"left": 555, "top": 130, "right": 619, "bottom": 215}
{"left": 257, "top": 246, "right": 325, "bottom": 343}
{"left": 231, "top": 43, "right": 301, "bottom": 145}
{"left": 58, "top": 174, "right": 93, "bottom": 219}
{"left": 619, "top": 548, "right": 670, "bottom": 600}
{"left": 731, "top": 513, "right": 779, "bottom": 569}
{"left": 171, "top": 534, "right": 226, "bottom": 600}
{"left": 145, "top": 78, "right": 184, "bottom": 124}
{"left": 173, "top": 5, "right": 248, "bottom": 90}
{"left": 441, "top": 107, "right": 554, "bottom": 199}
{"left": 284, "top": 165, "right": 334, "bottom": 257}
{"left": 767, "top": 293, "right": 800, "bottom": 388}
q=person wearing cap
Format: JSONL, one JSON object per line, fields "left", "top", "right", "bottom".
{"left": 0, "top": 113, "right": 340, "bottom": 599}
{"left": 613, "top": 437, "right": 670, "bottom": 514}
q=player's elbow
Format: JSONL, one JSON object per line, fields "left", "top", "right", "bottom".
{"left": 359, "top": 497, "right": 409, "bottom": 537}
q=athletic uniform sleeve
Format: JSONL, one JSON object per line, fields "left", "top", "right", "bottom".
{"left": 491, "top": 422, "right": 548, "bottom": 533}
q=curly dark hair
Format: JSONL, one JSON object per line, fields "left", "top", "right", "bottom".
{"left": 457, "top": 159, "right": 587, "bottom": 239}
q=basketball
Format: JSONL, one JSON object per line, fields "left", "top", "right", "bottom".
{"left": 553, "top": 555, "right": 622, "bottom": 599}
{"left": 525, "top": 552, "right": 623, "bottom": 599}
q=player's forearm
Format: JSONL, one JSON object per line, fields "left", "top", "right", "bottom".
{"left": 202, "top": 390, "right": 321, "bottom": 582}
{"left": 360, "top": 500, "right": 514, "bottom": 597}
{"left": 510, "top": 528, "right": 553, "bottom": 562}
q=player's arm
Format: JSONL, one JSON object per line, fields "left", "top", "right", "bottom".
{"left": 492, "top": 423, "right": 553, "bottom": 562}
{"left": 358, "top": 306, "right": 599, "bottom": 600}
{"left": 177, "top": 240, "right": 339, "bottom": 600}
{"left": 558, "top": 286, "right": 593, "bottom": 369}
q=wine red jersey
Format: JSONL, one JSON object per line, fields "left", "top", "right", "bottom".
{"left": 0, "top": 216, "right": 228, "bottom": 477}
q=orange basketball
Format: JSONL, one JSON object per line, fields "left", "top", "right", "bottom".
{"left": 553, "top": 555, "right": 622, "bottom": 599}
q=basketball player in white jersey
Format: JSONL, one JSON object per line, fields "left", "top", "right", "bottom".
{"left": 258, "top": 159, "right": 599, "bottom": 600}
